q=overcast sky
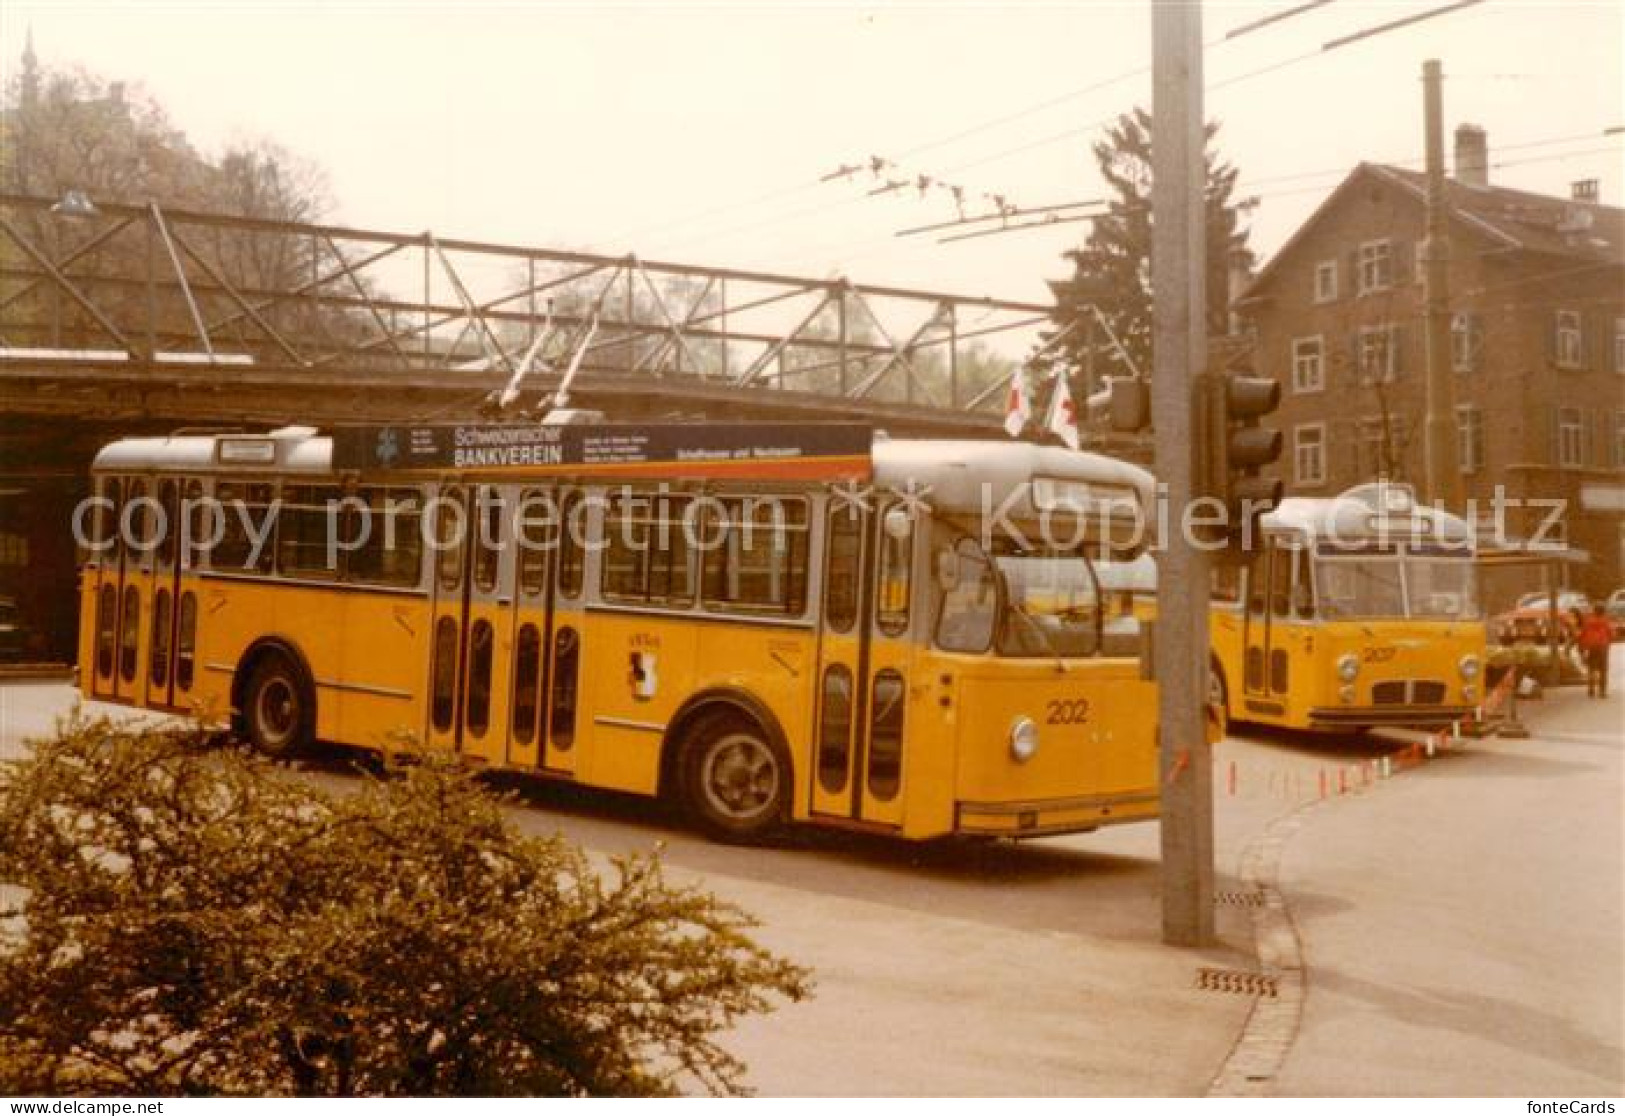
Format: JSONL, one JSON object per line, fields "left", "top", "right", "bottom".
{"left": 3, "top": 1, "right": 1620, "bottom": 308}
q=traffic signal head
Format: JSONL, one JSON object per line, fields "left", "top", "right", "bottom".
{"left": 1107, "top": 375, "right": 1150, "bottom": 434}
{"left": 1196, "top": 369, "right": 1283, "bottom": 552}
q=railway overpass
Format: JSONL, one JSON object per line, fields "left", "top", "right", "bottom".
{"left": 0, "top": 191, "right": 1056, "bottom": 661}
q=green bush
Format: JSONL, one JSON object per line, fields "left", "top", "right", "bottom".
{"left": 0, "top": 718, "right": 809, "bottom": 1096}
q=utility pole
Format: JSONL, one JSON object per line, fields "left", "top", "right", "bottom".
{"left": 1422, "top": 59, "right": 1464, "bottom": 511}
{"left": 1151, "top": 0, "right": 1215, "bottom": 947}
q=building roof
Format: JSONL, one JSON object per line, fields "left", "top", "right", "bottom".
{"left": 1243, "top": 161, "right": 1625, "bottom": 300}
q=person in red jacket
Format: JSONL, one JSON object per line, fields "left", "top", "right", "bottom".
{"left": 1577, "top": 602, "right": 1614, "bottom": 698}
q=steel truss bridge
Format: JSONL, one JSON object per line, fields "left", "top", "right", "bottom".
{"left": 0, "top": 191, "right": 1056, "bottom": 436}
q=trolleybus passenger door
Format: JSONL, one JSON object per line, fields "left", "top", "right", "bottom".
{"left": 506, "top": 485, "right": 555, "bottom": 770}
{"left": 113, "top": 476, "right": 158, "bottom": 703}
{"left": 810, "top": 498, "right": 912, "bottom": 829}
{"left": 87, "top": 475, "right": 125, "bottom": 700}
{"left": 144, "top": 477, "right": 184, "bottom": 709}
{"left": 460, "top": 484, "right": 513, "bottom": 766}
{"left": 541, "top": 488, "right": 586, "bottom": 777}
{"left": 426, "top": 484, "right": 471, "bottom": 752}
{"left": 1242, "top": 541, "right": 1293, "bottom": 710}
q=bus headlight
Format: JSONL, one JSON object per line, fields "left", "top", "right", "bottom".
{"left": 1339, "top": 684, "right": 1356, "bottom": 704}
{"left": 1337, "top": 653, "right": 1360, "bottom": 683}
{"left": 1463, "top": 684, "right": 1479, "bottom": 703}
{"left": 1458, "top": 655, "right": 1481, "bottom": 681}
{"left": 1009, "top": 716, "right": 1040, "bottom": 763}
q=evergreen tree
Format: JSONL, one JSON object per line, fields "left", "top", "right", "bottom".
{"left": 1047, "top": 107, "right": 1253, "bottom": 392}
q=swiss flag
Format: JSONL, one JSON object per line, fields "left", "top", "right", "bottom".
{"left": 1045, "top": 374, "right": 1080, "bottom": 450}
{"left": 1003, "top": 368, "right": 1032, "bottom": 438}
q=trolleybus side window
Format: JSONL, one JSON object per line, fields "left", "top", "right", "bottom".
{"left": 700, "top": 497, "right": 809, "bottom": 616}
{"left": 825, "top": 504, "right": 861, "bottom": 633}
{"left": 868, "top": 669, "right": 905, "bottom": 801}
{"left": 156, "top": 480, "right": 178, "bottom": 567}
{"left": 512, "top": 623, "right": 541, "bottom": 743}
{"left": 95, "top": 584, "right": 116, "bottom": 679}
{"left": 150, "top": 589, "right": 172, "bottom": 687}
{"left": 213, "top": 482, "right": 276, "bottom": 574}
{"left": 517, "top": 487, "right": 552, "bottom": 598}
{"left": 557, "top": 490, "right": 585, "bottom": 599}
{"left": 175, "top": 590, "right": 196, "bottom": 691}
{"left": 934, "top": 537, "right": 996, "bottom": 653}
{"left": 92, "top": 476, "right": 122, "bottom": 561}
{"left": 551, "top": 627, "right": 580, "bottom": 748}
{"left": 278, "top": 485, "right": 345, "bottom": 578}
{"left": 1270, "top": 544, "right": 1294, "bottom": 618}
{"left": 431, "top": 617, "right": 458, "bottom": 732}
{"left": 466, "top": 618, "right": 494, "bottom": 736}
{"left": 126, "top": 479, "right": 153, "bottom": 562}
{"left": 182, "top": 480, "right": 205, "bottom": 569}
{"left": 118, "top": 584, "right": 139, "bottom": 682}
{"left": 435, "top": 487, "right": 466, "bottom": 592}
{"left": 346, "top": 486, "right": 423, "bottom": 588}
{"left": 472, "top": 486, "right": 503, "bottom": 593}
{"left": 818, "top": 664, "right": 854, "bottom": 793}
{"left": 875, "top": 507, "right": 913, "bottom": 636}
{"left": 603, "top": 493, "right": 694, "bottom": 606}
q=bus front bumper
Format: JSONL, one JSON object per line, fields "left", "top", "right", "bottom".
{"left": 1308, "top": 704, "right": 1477, "bottom": 728}
{"left": 955, "top": 789, "right": 1158, "bottom": 838}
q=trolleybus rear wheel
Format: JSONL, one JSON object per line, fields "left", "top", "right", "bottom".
{"left": 680, "top": 714, "right": 788, "bottom": 842}
{"left": 243, "top": 656, "right": 313, "bottom": 759}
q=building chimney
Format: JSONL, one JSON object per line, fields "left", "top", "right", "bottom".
{"left": 1572, "top": 178, "right": 1599, "bottom": 202}
{"left": 1454, "top": 124, "right": 1488, "bottom": 188}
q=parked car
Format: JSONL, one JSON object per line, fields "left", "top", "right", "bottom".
{"left": 1607, "top": 588, "right": 1625, "bottom": 641}
{"left": 1492, "top": 589, "right": 1590, "bottom": 645}
{"left": 0, "top": 597, "right": 27, "bottom": 661}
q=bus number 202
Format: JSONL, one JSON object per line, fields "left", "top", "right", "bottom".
{"left": 1045, "top": 698, "right": 1091, "bottom": 725}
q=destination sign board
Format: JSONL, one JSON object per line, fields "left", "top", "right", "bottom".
{"left": 330, "top": 422, "right": 873, "bottom": 480}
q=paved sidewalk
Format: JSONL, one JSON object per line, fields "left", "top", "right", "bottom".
{"left": 1269, "top": 662, "right": 1625, "bottom": 1095}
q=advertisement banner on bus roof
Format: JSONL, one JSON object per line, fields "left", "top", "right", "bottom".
{"left": 330, "top": 421, "right": 874, "bottom": 480}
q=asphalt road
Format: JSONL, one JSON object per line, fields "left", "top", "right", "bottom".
{"left": 2, "top": 666, "right": 1620, "bottom": 1096}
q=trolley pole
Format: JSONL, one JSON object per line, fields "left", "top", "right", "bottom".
{"left": 1422, "top": 59, "right": 1464, "bottom": 511}
{"left": 1151, "top": 0, "right": 1215, "bottom": 946}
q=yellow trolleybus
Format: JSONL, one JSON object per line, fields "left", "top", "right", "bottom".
{"left": 79, "top": 421, "right": 1163, "bottom": 841}
{"left": 1209, "top": 482, "right": 1486, "bottom": 732}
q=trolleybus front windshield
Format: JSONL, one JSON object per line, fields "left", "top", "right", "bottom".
{"left": 1315, "top": 548, "right": 1478, "bottom": 621}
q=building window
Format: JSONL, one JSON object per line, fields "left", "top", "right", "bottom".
{"left": 1557, "top": 407, "right": 1584, "bottom": 467}
{"left": 1555, "top": 310, "right": 1583, "bottom": 369}
{"left": 1359, "top": 416, "right": 1406, "bottom": 479}
{"left": 1291, "top": 336, "right": 1324, "bottom": 393}
{"left": 1456, "top": 405, "right": 1484, "bottom": 473}
{"left": 1294, "top": 423, "right": 1327, "bottom": 487}
{"left": 1451, "top": 312, "right": 1481, "bottom": 373}
{"left": 1314, "top": 260, "right": 1338, "bottom": 303}
{"left": 1614, "top": 316, "right": 1625, "bottom": 373}
{"left": 1357, "top": 324, "right": 1399, "bottom": 382}
{"left": 1357, "top": 239, "right": 1392, "bottom": 295}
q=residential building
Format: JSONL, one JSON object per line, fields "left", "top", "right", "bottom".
{"left": 1237, "top": 126, "right": 1625, "bottom": 596}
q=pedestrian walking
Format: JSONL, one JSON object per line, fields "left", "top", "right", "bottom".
{"left": 1577, "top": 602, "right": 1613, "bottom": 699}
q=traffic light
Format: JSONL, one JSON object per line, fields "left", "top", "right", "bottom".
{"left": 1196, "top": 367, "right": 1283, "bottom": 551}
{"left": 1106, "top": 375, "right": 1149, "bottom": 433}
